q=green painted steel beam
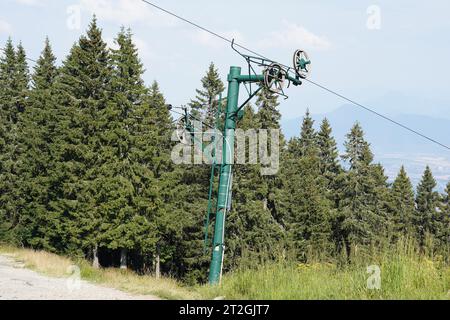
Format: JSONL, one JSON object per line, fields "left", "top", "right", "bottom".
{"left": 208, "top": 67, "right": 302, "bottom": 285}
{"left": 208, "top": 66, "right": 241, "bottom": 285}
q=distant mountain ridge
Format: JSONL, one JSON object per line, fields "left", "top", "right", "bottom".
{"left": 282, "top": 104, "right": 450, "bottom": 153}
{"left": 281, "top": 102, "right": 450, "bottom": 192}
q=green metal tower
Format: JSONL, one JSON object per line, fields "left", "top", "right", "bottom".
{"left": 173, "top": 44, "right": 311, "bottom": 285}
{"left": 208, "top": 52, "right": 309, "bottom": 284}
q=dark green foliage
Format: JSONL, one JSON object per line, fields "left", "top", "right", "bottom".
{"left": 338, "top": 123, "right": 389, "bottom": 254}
{"left": 16, "top": 38, "right": 60, "bottom": 250}
{"left": 97, "top": 28, "right": 161, "bottom": 262}
{"left": 278, "top": 111, "right": 333, "bottom": 261}
{"left": 0, "top": 39, "right": 30, "bottom": 242}
{"left": 440, "top": 183, "right": 450, "bottom": 248}
{"left": 317, "top": 118, "right": 341, "bottom": 182}
{"left": 227, "top": 105, "right": 285, "bottom": 270}
{"left": 288, "top": 109, "right": 316, "bottom": 158}
{"left": 390, "top": 166, "right": 415, "bottom": 238}
{"left": 415, "top": 166, "right": 442, "bottom": 247}
{"left": 189, "top": 62, "right": 225, "bottom": 126}
{"left": 169, "top": 62, "right": 226, "bottom": 284}
{"left": 317, "top": 118, "right": 342, "bottom": 207}
{"left": 254, "top": 88, "right": 284, "bottom": 224}
{"left": 279, "top": 154, "right": 333, "bottom": 261}
{"left": 0, "top": 39, "right": 17, "bottom": 241}
{"left": 255, "top": 88, "right": 281, "bottom": 130}
{"left": 50, "top": 17, "right": 113, "bottom": 257}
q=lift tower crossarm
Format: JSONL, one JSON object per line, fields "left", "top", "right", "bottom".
{"left": 232, "top": 74, "right": 302, "bottom": 86}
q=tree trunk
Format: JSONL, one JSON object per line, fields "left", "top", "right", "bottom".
{"left": 120, "top": 248, "right": 127, "bottom": 269}
{"left": 155, "top": 244, "right": 161, "bottom": 279}
{"left": 92, "top": 245, "right": 100, "bottom": 269}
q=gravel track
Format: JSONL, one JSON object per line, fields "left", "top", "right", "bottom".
{"left": 0, "top": 255, "right": 159, "bottom": 300}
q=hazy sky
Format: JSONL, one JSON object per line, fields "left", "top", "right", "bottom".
{"left": 1, "top": 0, "right": 450, "bottom": 120}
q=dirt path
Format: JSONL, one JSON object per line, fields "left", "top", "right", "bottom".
{"left": 0, "top": 255, "right": 160, "bottom": 300}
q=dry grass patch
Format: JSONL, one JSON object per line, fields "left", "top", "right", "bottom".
{"left": 97, "top": 268, "right": 201, "bottom": 300}
{"left": 0, "top": 244, "right": 202, "bottom": 300}
{"left": 0, "top": 246, "right": 73, "bottom": 277}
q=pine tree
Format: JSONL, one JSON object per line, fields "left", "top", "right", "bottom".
{"left": 342, "top": 122, "right": 373, "bottom": 169}
{"left": 317, "top": 118, "right": 341, "bottom": 178}
{"left": 227, "top": 105, "right": 285, "bottom": 270}
{"left": 51, "top": 17, "right": 112, "bottom": 259}
{"left": 338, "top": 123, "right": 387, "bottom": 254}
{"left": 14, "top": 43, "right": 30, "bottom": 113}
{"left": 255, "top": 88, "right": 281, "bottom": 130}
{"left": 440, "top": 183, "right": 450, "bottom": 249}
{"left": 278, "top": 111, "right": 333, "bottom": 261}
{"left": 167, "top": 62, "right": 225, "bottom": 283}
{"left": 95, "top": 27, "right": 158, "bottom": 269}
{"left": 278, "top": 154, "right": 333, "bottom": 261}
{"left": 15, "top": 38, "right": 60, "bottom": 250}
{"left": 415, "top": 166, "right": 441, "bottom": 247}
{"left": 145, "top": 81, "right": 180, "bottom": 275}
{"left": 288, "top": 109, "right": 317, "bottom": 158}
{"left": 390, "top": 166, "right": 415, "bottom": 238}
{"left": 0, "top": 39, "right": 16, "bottom": 241}
{"left": 189, "top": 62, "right": 225, "bottom": 126}
{"left": 255, "top": 88, "right": 284, "bottom": 221}
{"left": 317, "top": 118, "right": 342, "bottom": 204}
{"left": 0, "top": 39, "right": 30, "bottom": 242}
{"left": 315, "top": 118, "right": 344, "bottom": 253}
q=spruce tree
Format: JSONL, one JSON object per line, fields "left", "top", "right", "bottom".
{"left": 0, "top": 39, "right": 30, "bottom": 242}
{"left": 317, "top": 118, "right": 342, "bottom": 204}
{"left": 317, "top": 118, "right": 341, "bottom": 178}
{"left": 370, "top": 163, "right": 391, "bottom": 235}
{"left": 278, "top": 111, "right": 333, "bottom": 260}
{"left": 0, "top": 39, "right": 17, "bottom": 241}
{"left": 189, "top": 62, "right": 225, "bottom": 126}
{"left": 288, "top": 109, "right": 317, "bottom": 158}
{"left": 315, "top": 118, "right": 344, "bottom": 252}
{"left": 440, "top": 183, "right": 450, "bottom": 249}
{"left": 342, "top": 122, "right": 373, "bottom": 169}
{"left": 16, "top": 38, "right": 60, "bottom": 250}
{"left": 14, "top": 43, "right": 30, "bottom": 113}
{"left": 390, "top": 166, "right": 415, "bottom": 239}
{"left": 96, "top": 27, "right": 158, "bottom": 268}
{"left": 51, "top": 16, "right": 112, "bottom": 259}
{"left": 338, "top": 123, "right": 387, "bottom": 254}
{"left": 415, "top": 166, "right": 441, "bottom": 246}
{"left": 227, "top": 105, "right": 285, "bottom": 269}
{"left": 255, "top": 88, "right": 284, "bottom": 222}
{"left": 169, "top": 62, "right": 225, "bottom": 283}
{"left": 255, "top": 88, "right": 281, "bottom": 130}
{"left": 145, "top": 81, "right": 180, "bottom": 275}
{"left": 278, "top": 154, "right": 333, "bottom": 261}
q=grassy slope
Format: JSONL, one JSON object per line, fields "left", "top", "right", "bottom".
{"left": 2, "top": 243, "right": 449, "bottom": 300}
{"left": 199, "top": 244, "right": 450, "bottom": 300}
{"left": 0, "top": 245, "right": 200, "bottom": 300}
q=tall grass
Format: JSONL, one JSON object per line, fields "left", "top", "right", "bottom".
{"left": 199, "top": 240, "right": 450, "bottom": 300}
{"left": 2, "top": 241, "right": 449, "bottom": 300}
